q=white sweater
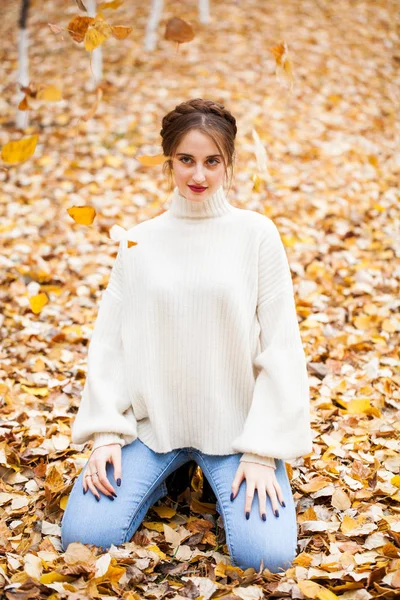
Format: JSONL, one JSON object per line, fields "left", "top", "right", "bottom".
{"left": 71, "top": 184, "right": 313, "bottom": 469}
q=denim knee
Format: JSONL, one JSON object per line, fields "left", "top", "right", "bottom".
{"left": 60, "top": 515, "right": 122, "bottom": 552}
{"left": 232, "top": 543, "right": 297, "bottom": 574}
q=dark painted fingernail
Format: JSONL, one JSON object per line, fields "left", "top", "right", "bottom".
{"left": 116, "top": 478, "right": 121, "bottom": 486}
{"left": 274, "top": 509, "right": 279, "bottom": 517}
{"left": 281, "top": 501, "right": 286, "bottom": 507}
{"left": 262, "top": 513, "right": 266, "bottom": 521}
{"left": 108, "top": 495, "right": 115, "bottom": 501}
{"left": 230, "top": 492, "right": 234, "bottom": 501}
{"left": 83, "top": 488, "right": 87, "bottom": 495}
{"left": 96, "top": 496, "right": 100, "bottom": 502}
{"left": 246, "top": 511, "right": 250, "bottom": 520}
{"left": 111, "top": 491, "right": 117, "bottom": 498}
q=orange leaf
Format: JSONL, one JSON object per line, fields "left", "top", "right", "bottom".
{"left": 67, "top": 16, "right": 94, "bottom": 43}
{"left": 164, "top": 17, "right": 195, "bottom": 44}
{"left": 111, "top": 25, "right": 133, "bottom": 40}
{"left": 67, "top": 205, "right": 96, "bottom": 225}
{"left": 18, "top": 95, "right": 30, "bottom": 110}
{"left": 137, "top": 154, "right": 166, "bottom": 166}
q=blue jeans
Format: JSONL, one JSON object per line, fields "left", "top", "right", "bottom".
{"left": 61, "top": 438, "right": 298, "bottom": 573}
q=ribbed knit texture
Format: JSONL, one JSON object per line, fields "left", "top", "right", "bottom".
{"left": 71, "top": 184, "right": 313, "bottom": 469}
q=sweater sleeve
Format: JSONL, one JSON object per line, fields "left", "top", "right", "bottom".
{"left": 232, "top": 221, "right": 313, "bottom": 463}
{"left": 71, "top": 239, "right": 138, "bottom": 452}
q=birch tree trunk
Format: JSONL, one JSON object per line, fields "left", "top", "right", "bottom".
{"left": 144, "top": 0, "right": 164, "bottom": 52}
{"left": 16, "top": 0, "right": 30, "bottom": 129}
{"left": 86, "top": 0, "right": 103, "bottom": 89}
{"left": 198, "top": 0, "right": 210, "bottom": 24}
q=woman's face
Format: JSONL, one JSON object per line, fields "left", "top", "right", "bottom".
{"left": 171, "top": 129, "right": 226, "bottom": 202}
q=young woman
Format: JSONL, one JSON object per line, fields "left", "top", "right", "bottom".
{"left": 60, "top": 98, "right": 313, "bottom": 573}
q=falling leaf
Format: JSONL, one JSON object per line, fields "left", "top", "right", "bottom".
{"left": 76, "top": 0, "right": 87, "bottom": 11}
{"left": 80, "top": 87, "right": 103, "bottom": 121}
{"left": 67, "top": 205, "right": 96, "bottom": 225}
{"left": 1, "top": 135, "right": 38, "bottom": 164}
{"left": 164, "top": 17, "right": 195, "bottom": 44}
{"left": 84, "top": 13, "right": 113, "bottom": 51}
{"left": 269, "top": 41, "right": 294, "bottom": 90}
{"left": 48, "top": 22, "right": 64, "bottom": 35}
{"left": 137, "top": 153, "right": 166, "bottom": 166}
{"left": 67, "top": 15, "right": 94, "bottom": 43}
{"left": 111, "top": 25, "right": 133, "bottom": 40}
{"left": 36, "top": 85, "right": 63, "bottom": 101}
{"left": 98, "top": 0, "right": 123, "bottom": 9}
{"left": 18, "top": 95, "right": 31, "bottom": 110}
{"left": 251, "top": 128, "right": 270, "bottom": 178}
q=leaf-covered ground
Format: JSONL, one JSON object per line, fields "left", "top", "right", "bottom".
{"left": 0, "top": 0, "right": 399, "bottom": 598}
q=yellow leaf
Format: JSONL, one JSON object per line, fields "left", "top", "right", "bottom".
{"left": 60, "top": 495, "right": 69, "bottom": 510}
{"left": 67, "top": 205, "right": 96, "bottom": 225}
{"left": 36, "top": 85, "right": 63, "bottom": 102}
{"left": 137, "top": 154, "right": 166, "bottom": 166}
{"left": 152, "top": 505, "right": 176, "bottom": 519}
{"left": 40, "top": 572, "right": 74, "bottom": 584}
{"left": 347, "top": 398, "right": 371, "bottom": 414}
{"left": 252, "top": 173, "right": 265, "bottom": 192}
{"left": 29, "top": 292, "right": 49, "bottom": 314}
{"left": 1, "top": 135, "right": 38, "bottom": 164}
{"left": 299, "top": 476, "right": 331, "bottom": 494}
{"left": 298, "top": 580, "right": 339, "bottom": 600}
{"left": 341, "top": 515, "right": 358, "bottom": 534}
{"left": 293, "top": 552, "right": 313, "bottom": 567}
{"left": 84, "top": 14, "right": 112, "bottom": 51}
{"left": 98, "top": 0, "right": 123, "bottom": 9}
{"left": 317, "top": 588, "right": 339, "bottom": 600}
{"left": 298, "top": 580, "right": 321, "bottom": 598}
{"left": 20, "top": 385, "right": 49, "bottom": 397}
{"left": 269, "top": 41, "right": 294, "bottom": 90}
{"left": 142, "top": 521, "right": 166, "bottom": 532}
{"left": 391, "top": 475, "right": 400, "bottom": 488}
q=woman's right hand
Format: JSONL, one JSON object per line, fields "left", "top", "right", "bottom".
{"left": 83, "top": 443, "right": 122, "bottom": 500}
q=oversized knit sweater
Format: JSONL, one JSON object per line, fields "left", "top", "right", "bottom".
{"left": 71, "top": 184, "right": 313, "bottom": 469}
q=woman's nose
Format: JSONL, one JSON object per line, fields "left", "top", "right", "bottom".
{"left": 193, "top": 169, "right": 206, "bottom": 183}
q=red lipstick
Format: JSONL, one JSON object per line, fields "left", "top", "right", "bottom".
{"left": 188, "top": 185, "right": 207, "bottom": 193}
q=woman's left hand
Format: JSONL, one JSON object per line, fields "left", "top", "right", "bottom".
{"left": 231, "top": 462, "right": 285, "bottom": 520}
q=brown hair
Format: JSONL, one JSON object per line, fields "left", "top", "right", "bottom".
{"left": 160, "top": 98, "right": 237, "bottom": 194}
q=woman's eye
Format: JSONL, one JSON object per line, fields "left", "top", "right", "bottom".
{"left": 179, "top": 157, "right": 219, "bottom": 165}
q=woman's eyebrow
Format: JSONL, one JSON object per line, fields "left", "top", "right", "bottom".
{"left": 176, "top": 153, "right": 222, "bottom": 158}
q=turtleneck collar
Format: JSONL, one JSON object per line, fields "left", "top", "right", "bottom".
{"left": 167, "top": 184, "right": 235, "bottom": 219}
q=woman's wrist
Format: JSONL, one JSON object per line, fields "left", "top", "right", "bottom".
{"left": 240, "top": 452, "right": 276, "bottom": 469}
{"left": 92, "top": 433, "right": 124, "bottom": 452}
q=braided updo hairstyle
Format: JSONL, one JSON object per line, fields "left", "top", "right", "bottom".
{"left": 160, "top": 98, "right": 237, "bottom": 193}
